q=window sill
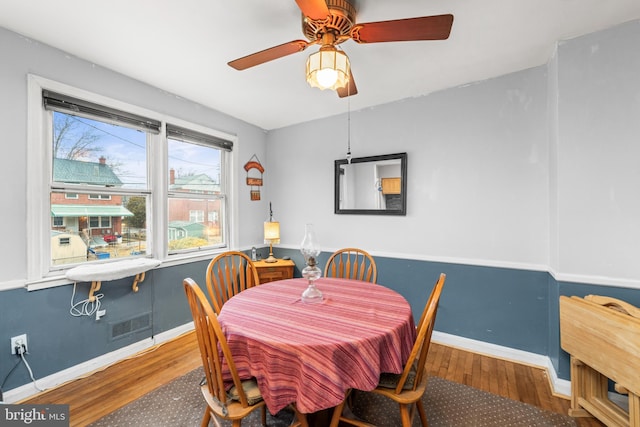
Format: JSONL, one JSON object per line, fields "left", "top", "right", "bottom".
{"left": 65, "top": 258, "right": 161, "bottom": 301}
{"left": 23, "top": 249, "right": 231, "bottom": 292}
{"left": 65, "top": 258, "right": 161, "bottom": 283}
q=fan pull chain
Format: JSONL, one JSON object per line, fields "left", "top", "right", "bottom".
{"left": 346, "top": 81, "right": 352, "bottom": 164}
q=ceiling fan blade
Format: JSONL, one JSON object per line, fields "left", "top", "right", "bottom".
{"left": 337, "top": 69, "right": 357, "bottom": 98}
{"left": 351, "top": 14, "right": 454, "bottom": 43}
{"left": 295, "top": 0, "right": 330, "bottom": 21}
{"left": 228, "top": 40, "right": 310, "bottom": 70}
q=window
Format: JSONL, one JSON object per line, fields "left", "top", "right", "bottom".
{"left": 167, "top": 124, "right": 230, "bottom": 253}
{"left": 88, "top": 194, "right": 112, "bottom": 200}
{"left": 27, "top": 76, "right": 234, "bottom": 283}
{"left": 47, "top": 99, "right": 151, "bottom": 266}
{"left": 189, "top": 210, "right": 204, "bottom": 223}
{"left": 88, "top": 216, "right": 112, "bottom": 228}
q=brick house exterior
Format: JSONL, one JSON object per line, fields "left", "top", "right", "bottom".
{"left": 51, "top": 156, "right": 133, "bottom": 242}
{"left": 168, "top": 168, "right": 221, "bottom": 240}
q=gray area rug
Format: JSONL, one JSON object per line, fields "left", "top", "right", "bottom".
{"left": 89, "top": 367, "right": 576, "bottom": 426}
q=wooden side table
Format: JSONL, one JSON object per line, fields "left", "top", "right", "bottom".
{"left": 253, "top": 258, "right": 295, "bottom": 284}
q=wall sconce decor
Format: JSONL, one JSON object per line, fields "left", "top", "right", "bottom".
{"left": 244, "top": 155, "right": 264, "bottom": 201}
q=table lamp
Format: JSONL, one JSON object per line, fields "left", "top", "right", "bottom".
{"left": 263, "top": 202, "right": 280, "bottom": 263}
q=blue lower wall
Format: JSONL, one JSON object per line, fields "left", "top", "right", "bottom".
{"left": 1, "top": 248, "right": 638, "bottom": 394}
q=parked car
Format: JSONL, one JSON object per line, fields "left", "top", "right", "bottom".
{"left": 103, "top": 234, "right": 122, "bottom": 243}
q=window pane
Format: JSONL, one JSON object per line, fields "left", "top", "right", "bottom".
{"left": 50, "top": 192, "right": 149, "bottom": 266}
{"left": 168, "top": 198, "right": 223, "bottom": 250}
{"left": 168, "top": 138, "right": 221, "bottom": 194}
{"left": 167, "top": 133, "right": 225, "bottom": 252}
{"left": 52, "top": 111, "right": 147, "bottom": 189}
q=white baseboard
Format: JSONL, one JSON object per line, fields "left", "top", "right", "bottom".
{"left": 432, "top": 331, "right": 571, "bottom": 398}
{"left": 3, "top": 322, "right": 194, "bottom": 404}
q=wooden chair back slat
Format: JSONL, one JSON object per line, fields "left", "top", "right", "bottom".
{"left": 395, "top": 272, "right": 446, "bottom": 394}
{"left": 329, "top": 272, "right": 447, "bottom": 427}
{"left": 206, "top": 251, "right": 259, "bottom": 313}
{"left": 183, "top": 278, "right": 247, "bottom": 405}
{"left": 324, "top": 248, "right": 378, "bottom": 284}
{"left": 184, "top": 278, "right": 275, "bottom": 426}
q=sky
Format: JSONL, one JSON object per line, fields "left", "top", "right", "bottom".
{"left": 54, "top": 112, "right": 221, "bottom": 189}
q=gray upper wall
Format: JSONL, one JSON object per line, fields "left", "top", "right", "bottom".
{"left": 556, "top": 20, "right": 640, "bottom": 283}
{"left": 267, "top": 67, "right": 549, "bottom": 269}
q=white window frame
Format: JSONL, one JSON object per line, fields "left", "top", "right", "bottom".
{"left": 26, "top": 75, "right": 237, "bottom": 290}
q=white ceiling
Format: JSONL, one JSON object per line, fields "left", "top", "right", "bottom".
{"left": 2, "top": 0, "right": 639, "bottom": 130}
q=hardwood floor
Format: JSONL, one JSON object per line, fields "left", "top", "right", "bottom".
{"left": 21, "top": 331, "right": 202, "bottom": 427}
{"left": 22, "top": 330, "right": 604, "bottom": 427}
{"left": 426, "top": 343, "right": 604, "bottom": 427}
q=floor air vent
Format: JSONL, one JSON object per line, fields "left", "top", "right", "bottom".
{"left": 111, "top": 312, "right": 151, "bottom": 340}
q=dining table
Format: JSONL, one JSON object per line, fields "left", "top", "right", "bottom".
{"left": 216, "top": 277, "right": 416, "bottom": 417}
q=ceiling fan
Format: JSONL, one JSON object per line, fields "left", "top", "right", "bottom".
{"left": 228, "top": 0, "right": 454, "bottom": 98}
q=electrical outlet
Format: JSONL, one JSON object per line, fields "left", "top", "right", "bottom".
{"left": 10, "top": 334, "right": 28, "bottom": 355}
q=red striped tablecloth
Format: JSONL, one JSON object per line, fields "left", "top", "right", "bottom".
{"left": 217, "top": 277, "right": 416, "bottom": 414}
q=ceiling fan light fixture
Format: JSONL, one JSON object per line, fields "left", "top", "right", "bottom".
{"left": 306, "top": 46, "right": 350, "bottom": 91}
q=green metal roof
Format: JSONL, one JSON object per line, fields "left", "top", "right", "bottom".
{"left": 170, "top": 173, "right": 219, "bottom": 193}
{"left": 51, "top": 205, "right": 133, "bottom": 217}
{"left": 168, "top": 221, "right": 207, "bottom": 231}
{"left": 53, "top": 158, "right": 123, "bottom": 186}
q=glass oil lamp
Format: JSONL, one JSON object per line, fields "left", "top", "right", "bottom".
{"left": 300, "top": 223, "right": 323, "bottom": 304}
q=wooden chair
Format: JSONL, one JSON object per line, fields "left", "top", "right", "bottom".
{"left": 329, "top": 273, "right": 446, "bottom": 427}
{"left": 183, "top": 277, "right": 267, "bottom": 427}
{"left": 206, "top": 251, "right": 260, "bottom": 313}
{"left": 324, "top": 248, "right": 378, "bottom": 283}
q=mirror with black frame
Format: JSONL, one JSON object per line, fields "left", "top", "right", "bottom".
{"left": 334, "top": 152, "right": 407, "bottom": 215}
